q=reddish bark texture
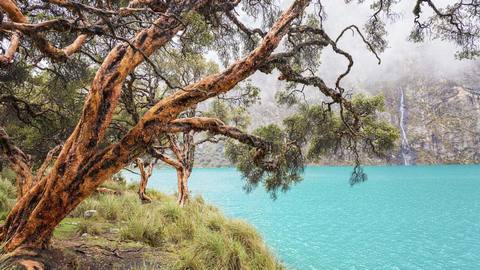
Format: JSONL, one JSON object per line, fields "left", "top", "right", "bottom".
{"left": 156, "top": 116, "right": 271, "bottom": 206}
{"left": 0, "top": 31, "right": 21, "bottom": 64}
{"left": 0, "top": 0, "right": 310, "bottom": 252}
{"left": 135, "top": 158, "right": 154, "bottom": 203}
{"left": 0, "top": 0, "right": 87, "bottom": 61}
{"left": 169, "top": 134, "right": 194, "bottom": 206}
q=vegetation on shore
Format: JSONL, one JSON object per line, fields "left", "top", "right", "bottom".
{"left": 0, "top": 175, "right": 283, "bottom": 269}
{"left": 1, "top": 0, "right": 477, "bottom": 265}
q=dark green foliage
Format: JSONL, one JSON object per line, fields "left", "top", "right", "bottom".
{"left": 350, "top": 165, "right": 367, "bottom": 186}
{"left": 204, "top": 99, "right": 253, "bottom": 130}
{"left": 227, "top": 94, "right": 399, "bottom": 198}
{"left": 409, "top": 1, "right": 480, "bottom": 59}
{"left": 0, "top": 59, "right": 92, "bottom": 165}
{"left": 226, "top": 124, "right": 304, "bottom": 199}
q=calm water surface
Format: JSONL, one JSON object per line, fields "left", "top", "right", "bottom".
{"left": 124, "top": 165, "right": 480, "bottom": 270}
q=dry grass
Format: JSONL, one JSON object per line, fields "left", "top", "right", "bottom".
{"left": 71, "top": 179, "right": 285, "bottom": 269}
{"left": 0, "top": 176, "right": 284, "bottom": 270}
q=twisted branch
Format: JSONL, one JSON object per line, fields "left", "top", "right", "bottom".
{"left": 0, "top": 126, "right": 33, "bottom": 196}
{"left": 0, "top": 31, "right": 22, "bottom": 64}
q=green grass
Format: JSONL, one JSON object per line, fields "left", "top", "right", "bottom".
{"left": 72, "top": 180, "right": 284, "bottom": 269}
{"left": 0, "top": 177, "right": 284, "bottom": 269}
{"left": 0, "top": 177, "right": 17, "bottom": 220}
{"left": 54, "top": 217, "right": 82, "bottom": 238}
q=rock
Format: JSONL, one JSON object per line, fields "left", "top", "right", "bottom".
{"left": 382, "top": 81, "right": 480, "bottom": 164}
{"left": 84, "top": 210, "right": 97, "bottom": 219}
{"left": 109, "top": 228, "right": 120, "bottom": 234}
{"left": 81, "top": 233, "right": 89, "bottom": 238}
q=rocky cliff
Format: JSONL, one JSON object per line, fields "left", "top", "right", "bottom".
{"left": 195, "top": 76, "right": 480, "bottom": 167}
{"left": 379, "top": 78, "right": 480, "bottom": 164}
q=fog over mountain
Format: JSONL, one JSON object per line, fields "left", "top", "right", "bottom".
{"left": 319, "top": 0, "right": 475, "bottom": 83}
{"left": 196, "top": 0, "right": 480, "bottom": 167}
{"left": 247, "top": 0, "right": 474, "bottom": 91}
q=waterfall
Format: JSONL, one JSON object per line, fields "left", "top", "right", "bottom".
{"left": 399, "top": 88, "right": 412, "bottom": 165}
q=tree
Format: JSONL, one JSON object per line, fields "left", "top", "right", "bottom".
{"left": 0, "top": 0, "right": 478, "bottom": 257}
{"left": 134, "top": 156, "right": 156, "bottom": 203}
{"left": 147, "top": 100, "right": 254, "bottom": 206}
{"left": 115, "top": 48, "right": 258, "bottom": 206}
{"left": 111, "top": 47, "right": 258, "bottom": 206}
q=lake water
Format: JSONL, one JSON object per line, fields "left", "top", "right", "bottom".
{"left": 124, "top": 165, "right": 480, "bottom": 270}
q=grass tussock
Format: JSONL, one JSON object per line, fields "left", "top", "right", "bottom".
{"left": 0, "top": 176, "right": 17, "bottom": 220}
{"left": 69, "top": 179, "right": 285, "bottom": 270}
{"left": 0, "top": 174, "right": 284, "bottom": 269}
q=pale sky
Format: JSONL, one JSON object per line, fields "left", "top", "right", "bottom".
{"left": 246, "top": 0, "right": 477, "bottom": 98}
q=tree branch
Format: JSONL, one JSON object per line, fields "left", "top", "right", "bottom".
{"left": 0, "top": 0, "right": 89, "bottom": 61}
{"left": 167, "top": 134, "right": 183, "bottom": 162}
{"left": 129, "top": 0, "right": 310, "bottom": 144}
{"left": 163, "top": 117, "right": 271, "bottom": 151}
{"left": 43, "top": 0, "right": 309, "bottom": 204}
{"left": 149, "top": 149, "right": 182, "bottom": 169}
{"left": 225, "top": 10, "right": 265, "bottom": 38}
{"left": 0, "top": 31, "right": 22, "bottom": 64}
{"left": 0, "top": 126, "right": 33, "bottom": 196}
{"left": 34, "top": 145, "right": 62, "bottom": 184}
{"left": 135, "top": 157, "right": 154, "bottom": 203}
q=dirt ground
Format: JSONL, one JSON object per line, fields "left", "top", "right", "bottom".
{"left": 1, "top": 237, "right": 173, "bottom": 270}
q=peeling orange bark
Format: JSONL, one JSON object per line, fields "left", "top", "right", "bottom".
{"left": 165, "top": 117, "right": 271, "bottom": 150}
{"left": 135, "top": 158, "right": 154, "bottom": 203}
{"left": 0, "top": 31, "right": 22, "bottom": 64}
{"left": 0, "top": 0, "right": 309, "bottom": 252}
{"left": 158, "top": 116, "right": 272, "bottom": 206}
{"left": 177, "top": 168, "right": 190, "bottom": 207}
{"left": 0, "top": 1, "right": 27, "bottom": 24}
{"left": 0, "top": 0, "right": 87, "bottom": 61}
{"left": 33, "top": 145, "right": 62, "bottom": 185}
{"left": 150, "top": 138, "right": 191, "bottom": 206}
{"left": 0, "top": 2, "right": 208, "bottom": 250}
{"left": 166, "top": 133, "right": 194, "bottom": 206}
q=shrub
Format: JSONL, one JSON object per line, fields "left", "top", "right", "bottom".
{"left": 224, "top": 220, "right": 261, "bottom": 253}
{"left": 67, "top": 183, "right": 284, "bottom": 269}
{"left": 0, "top": 192, "right": 12, "bottom": 220}
{"left": 120, "top": 208, "right": 165, "bottom": 247}
{"left": 159, "top": 201, "right": 183, "bottom": 222}
{"left": 70, "top": 197, "right": 100, "bottom": 218}
{"left": 0, "top": 177, "right": 16, "bottom": 219}
{"left": 0, "top": 177, "right": 16, "bottom": 197}
{"left": 76, "top": 219, "right": 103, "bottom": 235}
{"left": 175, "top": 225, "right": 283, "bottom": 270}
{"left": 97, "top": 195, "right": 123, "bottom": 221}
{"left": 95, "top": 192, "right": 140, "bottom": 221}
{"left": 204, "top": 212, "right": 226, "bottom": 232}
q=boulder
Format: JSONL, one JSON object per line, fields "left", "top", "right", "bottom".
{"left": 84, "top": 210, "right": 97, "bottom": 219}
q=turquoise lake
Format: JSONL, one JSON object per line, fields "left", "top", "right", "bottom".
{"left": 124, "top": 165, "right": 480, "bottom": 269}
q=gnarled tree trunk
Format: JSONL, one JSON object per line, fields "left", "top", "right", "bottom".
{"left": 0, "top": 0, "right": 309, "bottom": 252}
{"left": 135, "top": 158, "right": 154, "bottom": 203}
{"left": 0, "top": 2, "right": 195, "bottom": 251}
{"left": 167, "top": 131, "right": 195, "bottom": 206}
{"left": 178, "top": 168, "right": 192, "bottom": 207}
{"left": 175, "top": 168, "right": 185, "bottom": 205}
